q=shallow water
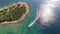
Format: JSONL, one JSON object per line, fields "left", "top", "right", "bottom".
{"left": 0, "top": 0, "right": 44, "bottom": 34}
{"left": 0, "top": 0, "right": 60, "bottom": 34}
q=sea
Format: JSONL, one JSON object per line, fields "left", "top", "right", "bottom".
{"left": 0, "top": 0, "right": 60, "bottom": 34}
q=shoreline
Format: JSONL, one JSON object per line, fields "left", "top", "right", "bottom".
{"left": 0, "top": 2, "right": 31, "bottom": 25}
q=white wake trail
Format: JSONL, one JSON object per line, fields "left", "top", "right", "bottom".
{"left": 28, "top": 0, "right": 60, "bottom": 27}
{"left": 28, "top": 12, "right": 40, "bottom": 27}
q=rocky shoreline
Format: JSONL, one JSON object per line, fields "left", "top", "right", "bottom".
{"left": 0, "top": 2, "right": 30, "bottom": 25}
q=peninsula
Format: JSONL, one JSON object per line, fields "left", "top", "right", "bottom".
{"left": 0, "top": 2, "right": 30, "bottom": 25}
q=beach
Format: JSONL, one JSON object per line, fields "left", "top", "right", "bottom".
{"left": 0, "top": 2, "right": 30, "bottom": 25}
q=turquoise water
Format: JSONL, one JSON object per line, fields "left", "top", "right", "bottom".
{"left": 1, "top": 0, "right": 60, "bottom": 34}
{"left": 0, "top": 0, "right": 44, "bottom": 34}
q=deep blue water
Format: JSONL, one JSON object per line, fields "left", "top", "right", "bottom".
{"left": 0, "top": 0, "right": 60, "bottom": 34}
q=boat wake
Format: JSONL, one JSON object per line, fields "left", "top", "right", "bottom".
{"left": 28, "top": 0, "right": 60, "bottom": 27}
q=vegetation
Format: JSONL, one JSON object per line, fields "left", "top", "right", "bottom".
{"left": 0, "top": 4, "right": 26, "bottom": 22}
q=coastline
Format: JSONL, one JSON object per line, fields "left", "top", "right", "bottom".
{"left": 0, "top": 2, "right": 31, "bottom": 25}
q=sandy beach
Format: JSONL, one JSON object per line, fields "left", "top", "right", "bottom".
{"left": 0, "top": 2, "right": 31, "bottom": 25}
